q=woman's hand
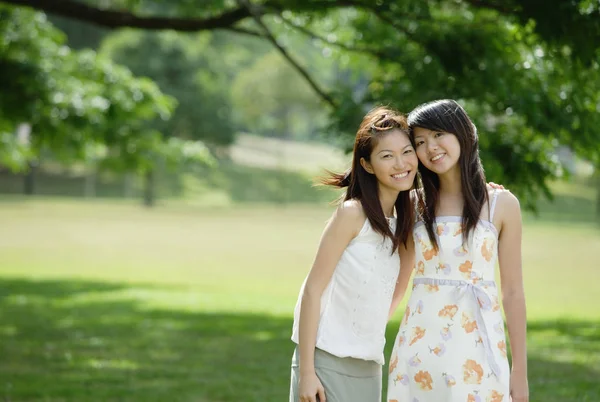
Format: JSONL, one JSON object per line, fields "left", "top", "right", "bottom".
{"left": 510, "top": 369, "right": 529, "bottom": 402}
{"left": 299, "top": 371, "right": 326, "bottom": 402}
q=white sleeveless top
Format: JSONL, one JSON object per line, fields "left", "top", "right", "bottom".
{"left": 291, "top": 216, "right": 401, "bottom": 365}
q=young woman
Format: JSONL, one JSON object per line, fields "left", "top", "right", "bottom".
{"left": 289, "top": 107, "right": 418, "bottom": 402}
{"left": 387, "top": 100, "right": 529, "bottom": 402}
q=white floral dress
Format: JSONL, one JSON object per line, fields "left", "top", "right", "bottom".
{"left": 388, "top": 192, "right": 510, "bottom": 402}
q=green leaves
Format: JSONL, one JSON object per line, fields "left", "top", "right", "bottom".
{"left": 0, "top": 5, "right": 188, "bottom": 172}
{"left": 2, "top": 0, "right": 599, "bottom": 205}
{"left": 314, "top": 1, "right": 600, "bottom": 202}
{"left": 231, "top": 50, "right": 326, "bottom": 140}
{"left": 100, "top": 29, "right": 236, "bottom": 146}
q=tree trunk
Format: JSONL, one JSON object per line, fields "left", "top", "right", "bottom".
{"left": 17, "top": 123, "right": 35, "bottom": 196}
{"left": 596, "top": 168, "right": 600, "bottom": 220}
{"left": 143, "top": 168, "right": 155, "bottom": 207}
{"left": 123, "top": 173, "right": 134, "bottom": 198}
{"left": 276, "top": 109, "right": 292, "bottom": 205}
{"left": 84, "top": 165, "right": 96, "bottom": 198}
{"left": 23, "top": 162, "right": 36, "bottom": 195}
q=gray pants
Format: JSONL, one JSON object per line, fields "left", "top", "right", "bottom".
{"left": 289, "top": 347, "right": 382, "bottom": 402}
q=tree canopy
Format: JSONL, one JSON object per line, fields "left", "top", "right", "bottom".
{"left": 1, "top": 0, "right": 599, "bottom": 207}
{"left": 100, "top": 29, "right": 236, "bottom": 147}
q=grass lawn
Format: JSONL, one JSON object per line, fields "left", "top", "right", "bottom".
{"left": 0, "top": 195, "right": 598, "bottom": 401}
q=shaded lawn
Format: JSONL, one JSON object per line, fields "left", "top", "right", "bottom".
{"left": 0, "top": 278, "right": 598, "bottom": 402}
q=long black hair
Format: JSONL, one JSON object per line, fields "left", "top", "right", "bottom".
{"left": 322, "top": 106, "right": 415, "bottom": 251}
{"left": 408, "top": 99, "right": 488, "bottom": 250}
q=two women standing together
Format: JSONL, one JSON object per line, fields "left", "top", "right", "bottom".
{"left": 289, "top": 100, "right": 528, "bottom": 402}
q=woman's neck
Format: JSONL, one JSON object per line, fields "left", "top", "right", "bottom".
{"left": 378, "top": 187, "right": 399, "bottom": 218}
{"left": 438, "top": 166, "right": 462, "bottom": 196}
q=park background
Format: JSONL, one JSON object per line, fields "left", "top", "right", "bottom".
{"left": 0, "top": 1, "right": 599, "bottom": 401}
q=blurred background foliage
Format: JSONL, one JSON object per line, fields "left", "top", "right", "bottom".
{"left": 0, "top": 0, "right": 598, "bottom": 211}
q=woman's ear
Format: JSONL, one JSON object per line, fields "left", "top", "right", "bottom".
{"left": 360, "top": 157, "right": 374, "bottom": 174}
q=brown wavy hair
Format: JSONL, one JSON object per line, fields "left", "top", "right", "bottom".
{"left": 321, "top": 106, "right": 416, "bottom": 252}
{"left": 407, "top": 99, "right": 489, "bottom": 251}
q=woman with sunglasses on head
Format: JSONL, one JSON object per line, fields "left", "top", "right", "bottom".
{"left": 289, "top": 107, "right": 419, "bottom": 402}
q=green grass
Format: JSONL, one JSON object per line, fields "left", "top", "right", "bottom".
{"left": 0, "top": 198, "right": 599, "bottom": 401}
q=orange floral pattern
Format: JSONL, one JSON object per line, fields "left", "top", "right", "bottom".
{"left": 403, "top": 306, "right": 411, "bottom": 325}
{"left": 426, "top": 284, "right": 440, "bottom": 293}
{"left": 387, "top": 192, "right": 509, "bottom": 401}
{"left": 498, "top": 340, "right": 507, "bottom": 358}
{"left": 481, "top": 238, "right": 494, "bottom": 262}
{"left": 437, "top": 224, "right": 448, "bottom": 236}
{"left": 438, "top": 304, "right": 459, "bottom": 319}
{"left": 409, "top": 326, "right": 426, "bottom": 346}
{"left": 459, "top": 260, "right": 473, "bottom": 279}
{"left": 487, "top": 390, "right": 505, "bottom": 402}
{"left": 389, "top": 354, "right": 398, "bottom": 373}
{"left": 492, "top": 296, "right": 501, "bottom": 312}
{"left": 467, "top": 393, "right": 480, "bottom": 402}
{"left": 461, "top": 312, "right": 479, "bottom": 333}
{"left": 416, "top": 261, "right": 425, "bottom": 276}
{"left": 397, "top": 334, "right": 406, "bottom": 347}
{"left": 463, "top": 359, "right": 484, "bottom": 384}
{"left": 414, "top": 370, "right": 433, "bottom": 391}
{"left": 420, "top": 239, "right": 438, "bottom": 261}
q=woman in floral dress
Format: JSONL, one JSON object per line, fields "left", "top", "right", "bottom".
{"left": 387, "top": 100, "right": 529, "bottom": 402}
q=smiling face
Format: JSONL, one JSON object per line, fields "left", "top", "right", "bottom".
{"left": 360, "top": 129, "right": 418, "bottom": 193}
{"left": 413, "top": 127, "right": 462, "bottom": 177}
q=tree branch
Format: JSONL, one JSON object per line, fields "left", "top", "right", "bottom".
{"left": 0, "top": 0, "right": 253, "bottom": 31}
{"left": 278, "top": 15, "right": 392, "bottom": 60}
{"left": 0, "top": 0, "right": 519, "bottom": 33}
{"left": 461, "top": 0, "right": 516, "bottom": 14}
{"left": 358, "top": 4, "right": 419, "bottom": 42}
{"left": 223, "top": 26, "right": 265, "bottom": 38}
{"left": 235, "top": 0, "right": 337, "bottom": 108}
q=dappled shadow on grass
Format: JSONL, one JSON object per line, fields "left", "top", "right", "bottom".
{"left": 0, "top": 278, "right": 294, "bottom": 402}
{"left": 525, "top": 320, "right": 600, "bottom": 401}
{"left": 528, "top": 319, "right": 600, "bottom": 344}
{"left": 1, "top": 277, "right": 598, "bottom": 402}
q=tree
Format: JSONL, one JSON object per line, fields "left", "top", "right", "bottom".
{"left": 2, "top": 0, "right": 600, "bottom": 208}
{"left": 100, "top": 29, "right": 236, "bottom": 147}
{"left": 0, "top": 5, "right": 215, "bottom": 203}
{"left": 0, "top": 5, "right": 174, "bottom": 171}
{"left": 231, "top": 50, "right": 326, "bottom": 141}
